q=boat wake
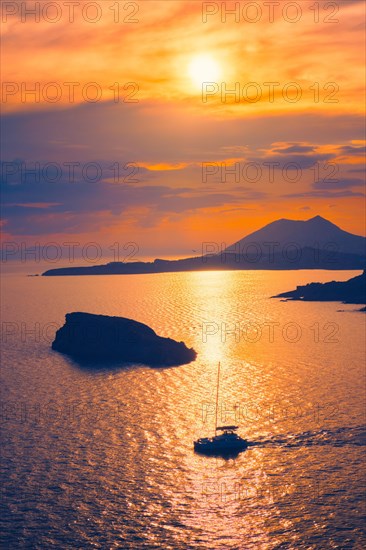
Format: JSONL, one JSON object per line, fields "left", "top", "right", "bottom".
{"left": 248, "top": 425, "right": 366, "bottom": 449}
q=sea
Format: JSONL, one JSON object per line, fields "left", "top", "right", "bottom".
{"left": 1, "top": 268, "right": 365, "bottom": 549}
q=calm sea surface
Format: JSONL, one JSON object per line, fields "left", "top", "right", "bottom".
{"left": 1, "top": 270, "right": 365, "bottom": 549}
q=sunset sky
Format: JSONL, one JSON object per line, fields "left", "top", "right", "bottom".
{"left": 1, "top": 0, "right": 365, "bottom": 259}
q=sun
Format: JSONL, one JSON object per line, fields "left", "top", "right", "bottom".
{"left": 188, "top": 54, "right": 221, "bottom": 89}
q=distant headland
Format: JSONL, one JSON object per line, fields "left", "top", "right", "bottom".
{"left": 43, "top": 216, "right": 366, "bottom": 276}
{"left": 273, "top": 270, "right": 366, "bottom": 310}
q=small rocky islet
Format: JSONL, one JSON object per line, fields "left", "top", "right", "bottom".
{"left": 52, "top": 312, "right": 196, "bottom": 366}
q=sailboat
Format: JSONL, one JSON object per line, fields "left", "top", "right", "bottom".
{"left": 193, "top": 362, "right": 249, "bottom": 456}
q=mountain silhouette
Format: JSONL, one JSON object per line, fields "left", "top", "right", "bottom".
{"left": 225, "top": 216, "right": 366, "bottom": 257}
{"left": 43, "top": 216, "right": 366, "bottom": 276}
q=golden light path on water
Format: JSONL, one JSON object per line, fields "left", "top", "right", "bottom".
{"left": 1, "top": 269, "right": 365, "bottom": 548}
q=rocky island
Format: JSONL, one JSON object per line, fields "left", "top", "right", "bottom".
{"left": 52, "top": 312, "right": 197, "bottom": 366}
{"left": 273, "top": 270, "right": 366, "bottom": 308}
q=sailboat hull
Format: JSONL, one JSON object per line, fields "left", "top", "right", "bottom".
{"left": 194, "top": 436, "right": 248, "bottom": 456}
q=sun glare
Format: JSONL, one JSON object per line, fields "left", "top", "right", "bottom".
{"left": 188, "top": 54, "right": 221, "bottom": 89}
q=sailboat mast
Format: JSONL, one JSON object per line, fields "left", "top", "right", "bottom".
{"left": 215, "top": 361, "right": 220, "bottom": 433}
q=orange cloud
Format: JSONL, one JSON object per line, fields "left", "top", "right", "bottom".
{"left": 1, "top": 0, "right": 364, "bottom": 116}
